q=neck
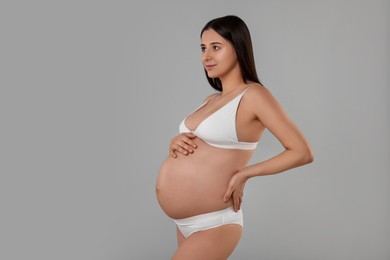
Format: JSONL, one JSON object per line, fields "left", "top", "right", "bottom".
{"left": 219, "top": 70, "right": 246, "bottom": 96}
{"left": 217, "top": 60, "right": 248, "bottom": 95}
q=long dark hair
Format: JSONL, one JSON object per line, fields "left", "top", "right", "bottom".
{"left": 201, "top": 15, "right": 263, "bottom": 91}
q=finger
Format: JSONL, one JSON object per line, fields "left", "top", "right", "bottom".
{"left": 182, "top": 137, "right": 197, "bottom": 149}
{"left": 223, "top": 188, "right": 232, "bottom": 202}
{"left": 169, "top": 150, "right": 177, "bottom": 158}
{"left": 185, "top": 132, "right": 197, "bottom": 139}
{"left": 185, "top": 139, "right": 197, "bottom": 149}
{"left": 173, "top": 144, "right": 189, "bottom": 156}
{"left": 179, "top": 141, "right": 194, "bottom": 153}
{"left": 169, "top": 146, "right": 177, "bottom": 158}
{"left": 233, "top": 195, "right": 240, "bottom": 212}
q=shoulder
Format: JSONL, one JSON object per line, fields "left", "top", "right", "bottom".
{"left": 202, "top": 92, "right": 220, "bottom": 103}
{"left": 244, "top": 83, "right": 276, "bottom": 103}
{"left": 244, "top": 83, "right": 285, "bottom": 118}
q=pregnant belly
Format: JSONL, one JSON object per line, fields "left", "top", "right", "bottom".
{"left": 155, "top": 138, "right": 252, "bottom": 219}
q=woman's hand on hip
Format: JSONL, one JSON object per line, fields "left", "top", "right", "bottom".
{"left": 223, "top": 171, "right": 248, "bottom": 212}
{"left": 169, "top": 132, "right": 197, "bottom": 158}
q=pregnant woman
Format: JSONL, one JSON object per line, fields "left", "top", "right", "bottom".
{"left": 156, "top": 15, "right": 314, "bottom": 259}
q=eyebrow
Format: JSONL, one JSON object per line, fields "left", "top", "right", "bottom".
{"left": 200, "top": 42, "right": 222, "bottom": 46}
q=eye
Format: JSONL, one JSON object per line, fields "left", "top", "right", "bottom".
{"left": 201, "top": 46, "right": 206, "bottom": 52}
{"left": 213, "top": 45, "right": 220, "bottom": 51}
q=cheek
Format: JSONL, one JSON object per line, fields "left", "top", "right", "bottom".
{"left": 220, "top": 50, "right": 238, "bottom": 68}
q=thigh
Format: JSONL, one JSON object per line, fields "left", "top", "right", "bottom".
{"left": 176, "top": 226, "right": 185, "bottom": 247}
{"left": 172, "top": 224, "right": 242, "bottom": 260}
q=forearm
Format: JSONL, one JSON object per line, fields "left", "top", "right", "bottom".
{"left": 241, "top": 149, "right": 313, "bottom": 180}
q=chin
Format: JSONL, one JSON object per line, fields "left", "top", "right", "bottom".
{"left": 207, "top": 72, "right": 220, "bottom": 78}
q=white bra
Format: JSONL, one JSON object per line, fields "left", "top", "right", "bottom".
{"left": 179, "top": 87, "right": 259, "bottom": 150}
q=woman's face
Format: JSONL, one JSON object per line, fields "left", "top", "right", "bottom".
{"left": 201, "top": 29, "right": 239, "bottom": 79}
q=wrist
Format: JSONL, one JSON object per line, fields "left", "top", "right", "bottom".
{"left": 237, "top": 169, "right": 251, "bottom": 182}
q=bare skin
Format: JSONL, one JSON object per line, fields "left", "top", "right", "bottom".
{"left": 155, "top": 28, "right": 314, "bottom": 259}
{"left": 172, "top": 225, "right": 242, "bottom": 260}
{"left": 156, "top": 86, "right": 262, "bottom": 219}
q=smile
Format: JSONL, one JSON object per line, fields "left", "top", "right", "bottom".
{"left": 204, "top": 65, "right": 217, "bottom": 70}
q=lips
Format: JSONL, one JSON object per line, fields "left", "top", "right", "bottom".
{"left": 204, "top": 64, "right": 217, "bottom": 70}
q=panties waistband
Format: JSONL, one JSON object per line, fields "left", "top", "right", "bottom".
{"left": 173, "top": 207, "right": 240, "bottom": 225}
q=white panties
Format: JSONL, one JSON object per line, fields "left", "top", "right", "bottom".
{"left": 173, "top": 207, "right": 243, "bottom": 238}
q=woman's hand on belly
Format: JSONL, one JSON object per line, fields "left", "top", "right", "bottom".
{"left": 169, "top": 132, "right": 198, "bottom": 158}
{"left": 223, "top": 171, "right": 248, "bottom": 212}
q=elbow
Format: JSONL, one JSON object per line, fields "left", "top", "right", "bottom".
{"left": 291, "top": 144, "right": 314, "bottom": 165}
{"left": 304, "top": 153, "right": 314, "bottom": 164}
{"left": 286, "top": 144, "right": 314, "bottom": 165}
{"left": 302, "top": 146, "right": 314, "bottom": 164}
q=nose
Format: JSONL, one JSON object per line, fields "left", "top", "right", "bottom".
{"left": 202, "top": 51, "right": 212, "bottom": 63}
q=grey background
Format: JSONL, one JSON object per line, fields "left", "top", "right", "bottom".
{"left": 1, "top": 0, "right": 389, "bottom": 259}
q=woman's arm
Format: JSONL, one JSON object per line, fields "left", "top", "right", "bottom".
{"left": 241, "top": 85, "right": 314, "bottom": 180}
{"left": 223, "top": 85, "right": 314, "bottom": 211}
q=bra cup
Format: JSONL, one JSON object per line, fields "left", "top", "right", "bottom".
{"left": 179, "top": 119, "right": 189, "bottom": 133}
{"left": 178, "top": 87, "right": 259, "bottom": 150}
{"left": 196, "top": 97, "right": 238, "bottom": 144}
